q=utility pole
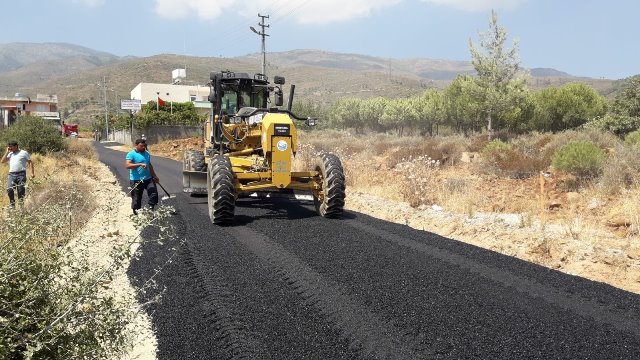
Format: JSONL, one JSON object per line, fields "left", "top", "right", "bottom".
{"left": 250, "top": 13, "right": 269, "bottom": 76}
{"left": 102, "top": 76, "right": 108, "bottom": 140}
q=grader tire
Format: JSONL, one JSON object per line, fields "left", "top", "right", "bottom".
{"left": 184, "top": 150, "right": 207, "bottom": 197}
{"left": 313, "top": 153, "right": 346, "bottom": 218}
{"left": 208, "top": 154, "right": 235, "bottom": 224}
{"left": 189, "top": 150, "right": 206, "bottom": 172}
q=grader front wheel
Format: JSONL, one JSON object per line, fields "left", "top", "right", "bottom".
{"left": 313, "top": 153, "right": 346, "bottom": 218}
{"left": 208, "top": 154, "right": 235, "bottom": 224}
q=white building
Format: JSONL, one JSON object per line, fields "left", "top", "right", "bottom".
{"left": 130, "top": 83, "right": 211, "bottom": 114}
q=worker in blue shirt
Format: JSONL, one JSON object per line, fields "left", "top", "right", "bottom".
{"left": 125, "top": 138, "right": 159, "bottom": 214}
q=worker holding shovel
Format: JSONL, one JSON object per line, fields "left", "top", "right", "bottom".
{"left": 125, "top": 138, "right": 159, "bottom": 215}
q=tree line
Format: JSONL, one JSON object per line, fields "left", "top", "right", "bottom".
{"left": 292, "top": 11, "right": 639, "bottom": 138}
{"left": 293, "top": 78, "right": 619, "bottom": 136}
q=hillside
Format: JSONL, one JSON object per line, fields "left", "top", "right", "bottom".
{"left": 252, "top": 49, "right": 476, "bottom": 80}
{"left": 0, "top": 42, "right": 124, "bottom": 97}
{"left": 0, "top": 42, "right": 121, "bottom": 73}
{"left": 0, "top": 44, "right": 625, "bottom": 124}
{"left": 8, "top": 53, "right": 430, "bottom": 125}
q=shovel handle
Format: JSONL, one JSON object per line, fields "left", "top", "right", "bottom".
{"left": 156, "top": 182, "right": 172, "bottom": 197}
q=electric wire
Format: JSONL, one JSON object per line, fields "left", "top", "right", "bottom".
{"left": 216, "top": 0, "right": 313, "bottom": 53}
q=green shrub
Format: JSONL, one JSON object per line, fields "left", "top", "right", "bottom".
{"left": 584, "top": 114, "right": 640, "bottom": 136}
{"left": 552, "top": 141, "right": 606, "bottom": 178}
{"left": 541, "top": 129, "right": 619, "bottom": 166}
{"left": 0, "top": 115, "right": 65, "bottom": 153}
{"left": 0, "top": 182, "right": 132, "bottom": 358}
{"left": 482, "top": 139, "right": 511, "bottom": 153}
{"left": 624, "top": 129, "right": 640, "bottom": 146}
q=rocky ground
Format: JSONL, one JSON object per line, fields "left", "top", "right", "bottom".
{"left": 73, "top": 155, "right": 157, "bottom": 359}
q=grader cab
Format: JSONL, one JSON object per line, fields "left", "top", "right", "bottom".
{"left": 182, "top": 71, "right": 345, "bottom": 224}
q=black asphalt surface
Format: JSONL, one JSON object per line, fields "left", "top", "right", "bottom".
{"left": 95, "top": 141, "right": 640, "bottom": 359}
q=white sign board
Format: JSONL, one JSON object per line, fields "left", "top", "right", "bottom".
{"left": 32, "top": 111, "right": 60, "bottom": 118}
{"left": 121, "top": 99, "right": 142, "bottom": 110}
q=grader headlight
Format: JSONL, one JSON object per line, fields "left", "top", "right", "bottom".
{"left": 307, "top": 117, "right": 317, "bottom": 127}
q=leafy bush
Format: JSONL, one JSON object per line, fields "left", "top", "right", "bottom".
{"left": 584, "top": 114, "right": 640, "bottom": 136}
{"left": 624, "top": 129, "right": 640, "bottom": 146}
{"left": 0, "top": 115, "right": 65, "bottom": 153}
{"left": 136, "top": 101, "right": 205, "bottom": 128}
{"left": 482, "top": 139, "right": 511, "bottom": 153}
{"left": 540, "top": 129, "right": 619, "bottom": 165}
{"left": 0, "top": 183, "right": 132, "bottom": 358}
{"left": 551, "top": 141, "right": 606, "bottom": 179}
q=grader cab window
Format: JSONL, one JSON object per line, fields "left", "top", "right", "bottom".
{"left": 252, "top": 87, "right": 268, "bottom": 108}
{"left": 220, "top": 84, "right": 268, "bottom": 114}
{"left": 221, "top": 93, "right": 238, "bottom": 115}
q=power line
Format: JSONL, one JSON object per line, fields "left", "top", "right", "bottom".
{"left": 216, "top": 1, "right": 308, "bottom": 52}
{"left": 270, "top": 0, "right": 312, "bottom": 26}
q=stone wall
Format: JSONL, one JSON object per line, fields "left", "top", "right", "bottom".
{"left": 110, "top": 125, "right": 202, "bottom": 145}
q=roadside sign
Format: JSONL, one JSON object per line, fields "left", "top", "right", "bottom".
{"left": 121, "top": 99, "right": 142, "bottom": 110}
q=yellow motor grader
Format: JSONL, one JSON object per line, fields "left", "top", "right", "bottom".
{"left": 182, "top": 71, "right": 345, "bottom": 224}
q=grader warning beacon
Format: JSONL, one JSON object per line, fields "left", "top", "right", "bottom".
{"left": 182, "top": 71, "right": 346, "bottom": 224}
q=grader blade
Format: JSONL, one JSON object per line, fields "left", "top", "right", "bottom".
{"left": 182, "top": 170, "right": 208, "bottom": 195}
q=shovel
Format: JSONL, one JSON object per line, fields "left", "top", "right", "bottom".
{"left": 156, "top": 182, "right": 176, "bottom": 201}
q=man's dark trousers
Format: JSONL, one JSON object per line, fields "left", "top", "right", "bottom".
{"left": 7, "top": 171, "right": 26, "bottom": 206}
{"left": 130, "top": 178, "right": 158, "bottom": 211}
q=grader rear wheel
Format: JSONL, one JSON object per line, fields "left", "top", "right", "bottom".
{"left": 183, "top": 150, "right": 207, "bottom": 197}
{"left": 313, "top": 153, "right": 346, "bottom": 218}
{"left": 188, "top": 150, "right": 206, "bottom": 171}
{"left": 208, "top": 154, "right": 235, "bottom": 224}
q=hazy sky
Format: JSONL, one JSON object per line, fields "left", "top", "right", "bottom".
{"left": 3, "top": 0, "right": 638, "bottom": 79}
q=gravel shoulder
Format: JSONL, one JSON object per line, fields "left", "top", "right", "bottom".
{"left": 73, "top": 155, "right": 157, "bottom": 359}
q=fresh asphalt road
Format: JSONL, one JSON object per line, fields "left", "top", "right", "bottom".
{"left": 95, "top": 141, "right": 640, "bottom": 359}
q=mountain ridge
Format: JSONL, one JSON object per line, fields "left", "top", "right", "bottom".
{"left": 0, "top": 43, "right": 622, "bottom": 124}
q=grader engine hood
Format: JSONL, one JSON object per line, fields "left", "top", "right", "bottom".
{"left": 261, "top": 113, "right": 297, "bottom": 188}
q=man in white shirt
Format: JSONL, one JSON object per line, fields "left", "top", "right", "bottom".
{"left": 1, "top": 140, "right": 35, "bottom": 207}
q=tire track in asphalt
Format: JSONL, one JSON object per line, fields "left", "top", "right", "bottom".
{"left": 223, "top": 225, "right": 429, "bottom": 360}
{"left": 181, "top": 240, "right": 261, "bottom": 359}
{"left": 345, "top": 218, "right": 640, "bottom": 337}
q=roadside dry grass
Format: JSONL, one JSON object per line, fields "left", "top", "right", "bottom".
{"left": 149, "top": 130, "right": 640, "bottom": 294}
{"left": 1, "top": 139, "right": 157, "bottom": 358}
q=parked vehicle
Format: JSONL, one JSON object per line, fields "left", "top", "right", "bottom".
{"left": 62, "top": 122, "right": 79, "bottom": 137}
